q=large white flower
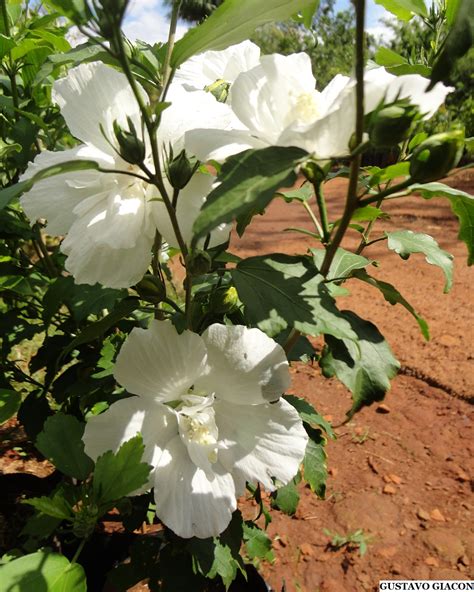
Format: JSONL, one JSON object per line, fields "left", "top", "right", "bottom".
{"left": 20, "top": 62, "right": 233, "bottom": 288}
{"left": 83, "top": 320, "right": 308, "bottom": 539}
{"left": 173, "top": 40, "right": 260, "bottom": 104}
{"left": 185, "top": 53, "right": 453, "bottom": 162}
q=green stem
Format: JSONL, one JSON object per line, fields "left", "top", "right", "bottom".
{"left": 71, "top": 538, "right": 87, "bottom": 564}
{"left": 314, "top": 182, "right": 330, "bottom": 244}
{"left": 357, "top": 178, "right": 412, "bottom": 208}
{"left": 1, "top": 0, "right": 20, "bottom": 118}
{"left": 302, "top": 200, "right": 324, "bottom": 238}
{"left": 161, "top": 0, "right": 182, "bottom": 100}
{"left": 319, "top": 0, "right": 366, "bottom": 277}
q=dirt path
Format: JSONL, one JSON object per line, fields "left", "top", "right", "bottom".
{"left": 232, "top": 169, "right": 474, "bottom": 591}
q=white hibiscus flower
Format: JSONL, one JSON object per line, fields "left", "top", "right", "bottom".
{"left": 185, "top": 53, "right": 453, "bottom": 163}
{"left": 173, "top": 40, "right": 261, "bottom": 104}
{"left": 83, "top": 320, "right": 308, "bottom": 539}
{"left": 20, "top": 62, "right": 233, "bottom": 288}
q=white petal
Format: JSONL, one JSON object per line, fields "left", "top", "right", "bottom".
{"left": 153, "top": 172, "right": 230, "bottom": 248}
{"left": 185, "top": 128, "right": 266, "bottom": 162}
{"left": 196, "top": 324, "right": 291, "bottom": 405}
{"left": 20, "top": 145, "right": 113, "bottom": 235}
{"left": 174, "top": 40, "right": 261, "bottom": 92}
{"left": 160, "top": 86, "right": 237, "bottom": 154}
{"left": 83, "top": 396, "right": 178, "bottom": 493}
{"left": 114, "top": 320, "right": 208, "bottom": 402}
{"left": 215, "top": 398, "right": 308, "bottom": 492}
{"left": 154, "top": 434, "right": 236, "bottom": 538}
{"left": 53, "top": 62, "right": 146, "bottom": 154}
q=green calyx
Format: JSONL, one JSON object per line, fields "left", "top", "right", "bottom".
{"left": 410, "top": 129, "right": 465, "bottom": 183}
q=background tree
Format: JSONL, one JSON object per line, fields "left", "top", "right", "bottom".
{"left": 164, "top": 0, "right": 223, "bottom": 22}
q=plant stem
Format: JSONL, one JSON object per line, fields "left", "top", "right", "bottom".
{"left": 357, "top": 178, "right": 412, "bottom": 207}
{"left": 313, "top": 182, "right": 330, "bottom": 244}
{"left": 302, "top": 200, "right": 324, "bottom": 238}
{"left": 33, "top": 224, "right": 57, "bottom": 277}
{"left": 1, "top": 0, "right": 20, "bottom": 118}
{"left": 161, "top": 0, "right": 182, "bottom": 101}
{"left": 319, "top": 0, "right": 366, "bottom": 277}
{"left": 71, "top": 538, "right": 87, "bottom": 564}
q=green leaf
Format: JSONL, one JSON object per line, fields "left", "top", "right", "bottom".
{"left": 386, "top": 230, "right": 453, "bottom": 292}
{"left": 193, "top": 146, "right": 307, "bottom": 241}
{"left": 354, "top": 269, "right": 430, "bottom": 339}
{"left": 303, "top": 426, "right": 328, "bottom": 498}
{"left": 374, "top": 0, "right": 427, "bottom": 20}
{"left": 0, "top": 34, "right": 15, "bottom": 59}
{"left": 284, "top": 394, "right": 335, "bottom": 439}
{"left": 320, "top": 311, "right": 400, "bottom": 418}
{"left": 430, "top": 0, "right": 474, "bottom": 87}
{"left": 410, "top": 182, "right": 474, "bottom": 265}
{"left": 36, "top": 413, "right": 94, "bottom": 480}
{"left": 277, "top": 184, "right": 314, "bottom": 203}
{"left": 0, "top": 388, "right": 21, "bottom": 424}
{"left": 92, "top": 434, "right": 151, "bottom": 506}
{"left": 0, "top": 159, "right": 100, "bottom": 210}
{"left": 171, "top": 0, "right": 320, "bottom": 67}
{"left": 0, "top": 551, "right": 86, "bottom": 592}
{"left": 23, "top": 491, "right": 73, "bottom": 521}
{"left": 271, "top": 478, "right": 300, "bottom": 515}
{"left": 243, "top": 522, "right": 274, "bottom": 562}
{"left": 368, "top": 162, "right": 410, "bottom": 186}
{"left": 43, "top": 0, "right": 90, "bottom": 24}
{"left": 312, "top": 247, "right": 371, "bottom": 280}
{"left": 375, "top": 46, "right": 407, "bottom": 67}
{"left": 446, "top": 0, "right": 461, "bottom": 25}
{"left": 231, "top": 254, "right": 357, "bottom": 339}
{"left": 61, "top": 297, "right": 139, "bottom": 357}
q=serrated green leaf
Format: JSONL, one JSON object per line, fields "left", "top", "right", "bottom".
{"left": 231, "top": 254, "right": 357, "bottom": 339}
{"left": 374, "top": 0, "right": 427, "bottom": 20}
{"left": 320, "top": 311, "right": 400, "bottom": 418}
{"left": 0, "top": 388, "right": 21, "bottom": 424}
{"left": 368, "top": 162, "right": 410, "bottom": 186}
{"left": 271, "top": 478, "right": 300, "bottom": 515}
{"left": 0, "top": 551, "right": 86, "bottom": 592}
{"left": 243, "top": 521, "right": 274, "bottom": 562}
{"left": 354, "top": 269, "right": 430, "bottom": 339}
{"left": 92, "top": 435, "right": 151, "bottom": 506}
{"left": 36, "top": 413, "right": 94, "bottom": 479}
{"left": 410, "top": 182, "right": 474, "bottom": 265}
{"left": 303, "top": 426, "right": 328, "bottom": 498}
{"left": 171, "top": 0, "right": 320, "bottom": 67}
{"left": 386, "top": 230, "right": 453, "bottom": 292}
{"left": 23, "top": 492, "right": 73, "bottom": 521}
{"left": 312, "top": 247, "right": 371, "bottom": 280}
{"left": 284, "top": 394, "right": 335, "bottom": 439}
{"left": 0, "top": 159, "right": 100, "bottom": 210}
{"left": 193, "top": 146, "right": 307, "bottom": 241}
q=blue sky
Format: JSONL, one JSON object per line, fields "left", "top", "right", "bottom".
{"left": 123, "top": 0, "right": 393, "bottom": 44}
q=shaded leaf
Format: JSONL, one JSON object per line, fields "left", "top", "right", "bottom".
{"left": 303, "top": 426, "right": 328, "bottom": 498}
{"left": 36, "top": 413, "right": 94, "bottom": 480}
{"left": 243, "top": 522, "right": 274, "bottom": 562}
{"left": 23, "top": 491, "right": 73, "bottom": 521}
{"left": 231, "top": 254, "right": 357, "bottom": 339}
{"left": 284, "top": 394, "right": 335, "bottom": 439}
{"left": 0, "top": 388, "right": 21, "bottom": 424}
{"left": 320, "top": 310, "right": 400, "bottom": 418}
{"left": 193, "top": 146, "right": 307, "bottom": 241}
{"left": 271, "top": 478, "right": 300, "bottom": 515}
{"left": 386, "top": 230, "right": 453, "bottom": 292}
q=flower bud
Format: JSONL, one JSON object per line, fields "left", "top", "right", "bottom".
{"left": 301, "top": 159, "right": 326, "bottom": 184}
{"left": 72, "top": 502, "right": 99, "bottom": 539}
{"left": 135, "top": 274, "right": 166, "bottom": 304}
{"left": 369, "top": 103, "right": 418, "bottom": 148}
{"left": 410, "top": 130, "right": 464, "bottom": 183}
{"left": 209, "top": 286, "right": 239, "bottom": 314}
{"left": 167, "top": 149, "right": 198, "bottom": 190}
{"left": 186, "top": 250, "right": 212, "bottom": 276}
{"left": 113, "top": 117, "right": 146, "bottom": 165}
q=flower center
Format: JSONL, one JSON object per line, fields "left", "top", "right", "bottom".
{"left": 294, "top": 92, "right": 321, "bottom": 124}
{"left": 176, "top": 393, "right": 219, "bottom": 473}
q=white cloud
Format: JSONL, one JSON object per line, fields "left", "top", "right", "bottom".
{"left": 123, "top": 0, "right": 190, "bottom": 44}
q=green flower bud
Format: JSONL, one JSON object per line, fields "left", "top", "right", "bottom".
{"left": 209, "top": 286, "right": 239, "bottom": 314}
{"left": 135, "top": 274, "right": 166, "bottom": 304}
{"left": 113, "top": 117, "right": 146, "bottom": 165}
{"left": 301, "top": 159, "right": 326, "bottom": 184}
{"left": 72, "top": 502, "right": 99, "bottom": 539}
{"left": 167, "top": 149, "right": 198, "bottom": 190}
{"left": 204, "top": 79, "right": 231, "bottom": 103}
{"left": 410, "top": 130, "right": 464, "bottom": 183}
{"left": 186, "top": 250, "right": 212, "bottom": 276}
{"left": 369, "top": 103, "right": 418, "bottom": 148}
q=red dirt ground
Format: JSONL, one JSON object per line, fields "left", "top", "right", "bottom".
{"left": 1, "top": 170, "right": 472, "bottom": 591}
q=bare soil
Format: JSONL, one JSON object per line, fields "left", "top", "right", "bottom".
{"left": 1, "top": 170, "right": 472, "bottom": 591}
